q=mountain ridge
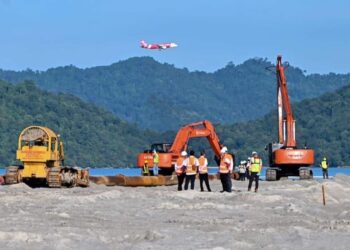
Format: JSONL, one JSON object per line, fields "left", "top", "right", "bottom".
{"left": 1, "top": 56, "right": 350, "bottom": 131}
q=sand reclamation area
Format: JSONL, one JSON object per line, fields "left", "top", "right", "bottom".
{"left": 0, "top": 175, "right": 350, "bottom": 249}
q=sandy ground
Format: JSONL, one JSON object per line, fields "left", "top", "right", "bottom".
{"left": 0, "top": 175, "right": 350, "bottom": 250}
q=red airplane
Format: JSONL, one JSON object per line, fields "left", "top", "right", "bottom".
{"left": 140, "top": 40, "right": 178, "bottom": 50}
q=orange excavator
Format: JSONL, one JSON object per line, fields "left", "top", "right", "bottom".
{"left": 266, "top": 55, "right": 314, "bottom": 181}
{"left": 137, "top": 120, "right": 227, "bottom": 175}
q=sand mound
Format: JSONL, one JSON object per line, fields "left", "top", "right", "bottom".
{"left": 0, "top": 178, "right": 349, "bottom": 249}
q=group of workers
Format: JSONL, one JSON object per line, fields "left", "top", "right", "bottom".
{"left": 174, "top": 146, "right": 263, "bottom": 193}
{"left": 142, "top": 148, "right": 330, "bottom": 191}
{"left": 142, "top": 150, "right": 159, "bottom": 176}
{"left": 175, "top": 150, "right": 212, "bottom": 192}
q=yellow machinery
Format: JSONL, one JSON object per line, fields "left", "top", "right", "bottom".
{"left": 5, "top": 126, "right": 89, "bottom": 187}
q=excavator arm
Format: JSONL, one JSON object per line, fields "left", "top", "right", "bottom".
{"left": 169, "top": 120, "right": 222, "bottom": 159}
{"left": 276, "top": 56, "right": 296, "bottom": 147}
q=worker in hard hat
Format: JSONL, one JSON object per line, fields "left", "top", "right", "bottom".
{"left": 320, "top": 157, "right": 329, "bottom": 179}
{"left": 152, "top": 149, "right": 159, "bottom": 176}
{"left": 219, "top": 146, "right": 234, "bottom": 193}
{"left": 248, "top": 151, "right": 262, "bottom": 192}
{"left": 184, "top": 150, "right": 199, "bottom": 190}
{"left": 238, "top": 160, "right": 247, "bottom": 181}
{"left": 175, "top": 151, "right": 187, "bottom": 191}
{"left": 198, "top": 151, "right": 211, "bottom": 192}
{"left": 142, "top": 160, "right": 150, "bottom": 176}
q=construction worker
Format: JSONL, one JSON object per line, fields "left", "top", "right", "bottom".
{"left": 238, "top": 160, "right": 247, "bottom": 181}
{"left": 198, "top": 151, "right": 211, "bottom": 192}
{"left": 248, "top": 151, "right": 262, "bottom": 192}
{"left": 175, "top": 151, "right": 187, "bottom": 191}
{"left": 219, "top": 146, "right": 233, "bottom": 193}
{"left": 320, "top": 157, "right": 329, "bottom": 179}
{"left": 184, "top": 150, "right": 199, "bottom": 190}
{"left": 153, "top": 149, "right": 159, "bottom": 176}
{"left": 142, "top": 160, "right": 150, "bottom": 176}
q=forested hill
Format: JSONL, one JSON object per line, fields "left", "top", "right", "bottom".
{"left": 1, "top": 79, "right": 349, "bottom": 168}
{"left": 0, "top": 80, "right": 155, "bottom": 168}
{"left": 215, "top": 84, "right": 350, "bottom": 166}
{"left": 1, "top": 57, "right": 350, "bottom": 131}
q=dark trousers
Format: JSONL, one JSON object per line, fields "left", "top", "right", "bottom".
{"left": 246, "top": 171, "right": 250, "bottom": 180}
{"left": 199, "top": 173, "right": 211, "bottom": 191}
{"left": 239, "top": 173, "right": 246, "bottom": 181}
{"left": 220, "top": 173, "right": 232, "bottom": 192}
{"left": 184, "top": 174, "right": 196, "bottom": 190}
{"left": 177, "top": 173, "right": 186, "bottom": 191}
{"left": 248, "top": 172, "right": 259, "bottom": 191}
{"left": 322, "top": 169, "right": 329, "bottom": 179}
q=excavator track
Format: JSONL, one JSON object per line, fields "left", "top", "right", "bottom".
{"left": 47, "top": 167, "right": 62, "bottom": 188}
{"left": 4, "top": 166, "right": 20, "bottom": 185}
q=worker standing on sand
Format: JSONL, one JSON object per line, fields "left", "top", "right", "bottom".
{"left": 219, "top": 146, "right": 233, "bottom": 193}
{"left": 198, "top": 151, "right": 211, "bottom": 192}
{"left": 153, "top": 150, "right": 159, "bottom": 176}
{"left": 142, "top": 160, "right": 150, "bottom": 176}
{"left": 184, "top": 150, "right": 199, "bottom": 190}
{"left": 320, "top": 157, "right": 329, "bottom": 179}
{"left": 238, "top": 161, "right": 247, "bottom": 181}
{"left": 175, "top": 151, "right": 187, "bottom": 191}
{"left": 248, "top": 151, "right": 262, "bottom": 192}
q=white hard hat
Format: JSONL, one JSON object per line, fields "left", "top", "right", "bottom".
{"left": 240, "top": 160, "right": 247, "bottom": 165}
{"left": 181, "top": 151, "right": 187, "bottom": 157}
{"left": 220, "top": 146, "right": 228, "bottom": 154}
{"left": 252, "top": 151, "right": 257, "bottom": 155}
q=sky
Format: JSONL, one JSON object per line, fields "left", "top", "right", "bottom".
{"left": 0, "top": 0, "right": 349, "bottom": 74}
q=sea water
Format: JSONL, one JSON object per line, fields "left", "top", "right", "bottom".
{"left": 1, "top": 167, "right": 350, "bottom": 177}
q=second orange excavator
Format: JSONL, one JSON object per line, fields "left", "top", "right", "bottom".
{"left": 137, "top": 120, "right": 227, "bottom": 175}
{"left": 266, "top": 56, "right": 314, "bottom": 181}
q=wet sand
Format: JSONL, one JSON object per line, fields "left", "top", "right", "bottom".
{"left": 0, "top": 175, "right": 349, "bottom": 249}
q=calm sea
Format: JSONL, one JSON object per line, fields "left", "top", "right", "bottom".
{"left": 1, "top": 167, "right": 349, "bottom": 177}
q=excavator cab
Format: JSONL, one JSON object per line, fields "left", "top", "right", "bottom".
{"left": 151, "top": 143, "right": 172, "bottom": 153}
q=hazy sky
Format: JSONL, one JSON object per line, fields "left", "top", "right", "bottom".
{"left": 0, "top": 0, "right": 349, "bottom": 73}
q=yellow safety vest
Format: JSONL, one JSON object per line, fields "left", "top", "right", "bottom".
{"left": 186, "top": 156, "right": 197, "bottom": 175}
{"left": 198, "top": 156, "right": 208, "bottom": 174}
{"left": 251, "top": 157, "right": 261, "bottom": 173}
{"left": 219, "top": 153, "right": 232, "bottom": 174}
{"left": 321, "top": 160, "right": 328, "bottom": 169}
{"left": 153, "top": 153, "right": 159, "bottom": 164}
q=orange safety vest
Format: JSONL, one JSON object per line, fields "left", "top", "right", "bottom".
{"left": 186, "top": 156, "right": 197, "bottom": 175}
{"left": 198, "top": 156, "right": 208, "bottom": 174}
{"left": 219, "top": 153, "right": 232, "bottom": 174}
{"left": 175, "top": 157, "right": 185, "bottom": 175}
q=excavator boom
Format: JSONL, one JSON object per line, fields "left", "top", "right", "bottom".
{"left": 276, "top": 55, "right": 296, "bottom": 147}
{"left": 169, "top": 120, "right": 222, "bottom": 157}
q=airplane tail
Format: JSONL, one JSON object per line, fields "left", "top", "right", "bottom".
{"left": 140, "top": 40, "right": 147, "bottom": 48}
